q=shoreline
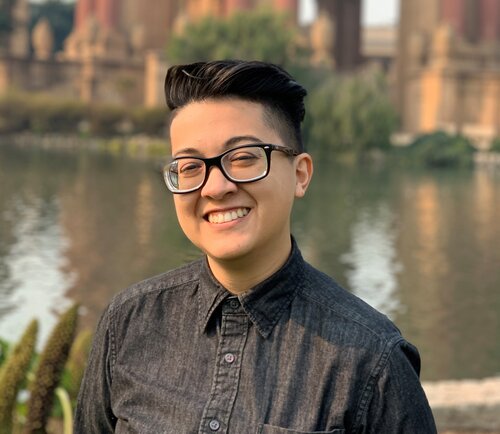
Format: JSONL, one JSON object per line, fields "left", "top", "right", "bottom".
{"left": 0, "top": 131, "right": 169, "bottom": 160}
{"left": 2, "top": 132, "right": 500, "bottom": 168}
{"left": 423, "top": 377, "right": 500, "bottom": 432}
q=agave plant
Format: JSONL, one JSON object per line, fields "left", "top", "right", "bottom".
{"left": 0, "top": 320, "right": 38, "bottom": 434}
{"left": 64, "top": 329, "right": 92, "bottom": 402}
{"left": 24, "top": 304, "right": 79, "bottom": 434}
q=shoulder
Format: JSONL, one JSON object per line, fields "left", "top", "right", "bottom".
{"left": 297, "top": 261, "right": 402, "bottom": 345}
{"left": 108, "top": 259, "right": 203, "bottom": 313}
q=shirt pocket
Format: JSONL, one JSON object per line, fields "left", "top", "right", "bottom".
{"left": 257, "top": 425, "right": 345, "bottom": 434}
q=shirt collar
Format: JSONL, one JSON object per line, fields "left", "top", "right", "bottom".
{"left": 198, "top": 238, "right": 305, "bottom": 338}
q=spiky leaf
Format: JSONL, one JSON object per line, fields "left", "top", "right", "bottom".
{"left": 64, "top": 329, "right": 92, "bottom": 402}
{"left": 0, "top": 320, "right": 38, "bottom": 434}
{"left": 24, "top": 305, "right": 79, "bottom": 434}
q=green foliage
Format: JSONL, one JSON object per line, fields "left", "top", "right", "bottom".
{"left": 306, "top": 68, "right": 398, "bottom": 158}
{"left": 29, "top": 0, "right": 74, "bottom": 53}
{"left": 0, "top": 0, "right": 15, "bottom": 36}
{"left": 88, "top": 104, "right": 128, "bottom": 136}
{"left": 0, "top": 93, "right": 87, "bottom": 134}
{"left": 132, "top": 107, "right": 168, "bottom": 136}
{"left": 490, "top": 137, "right": 500, "bottom": 152}
{"left": 401, "top": 131, "right": 476, "bottom": 168}
{"left": 0, "top": 93, "right": 168, "bottom": 137}
{"left": 167, "top": 9, "right": 308, "bottom": 67}
{"left": 30, "top": 96, "right": 88, "bottom": 134}
{"left": 63, "top": 329, "right": 92, "bottom": 402}
{"left": 0, "top": 339, "right": 10, "bottom": 368}
{"left": 0, "top": 320, "right": 38, "bottom": 434}
{"left": 0, "top": 93, "right": 31, "bottom": 133}
{"left": 24, "top": 304, "right": 79, "bottom": 434}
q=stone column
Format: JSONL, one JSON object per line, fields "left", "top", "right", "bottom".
{"left": 464, "top": 0, "right": 479, "bottom": 42}
{"left": 96, "top": 0, "right": 119, "bottom": 30}
{"left": 317, "top": 0, "right": 361, "bottom": 71}
{"left": 273, "top": 0, "right": 299, "bottom": 22}
{"left": 479, "top": 0, "right": 500, "bottom": 42}
{"left": 75, "top": 0, "right": 96, "bottom": 31}
{"left": 441, "top": 0, "right": 466, "bottom": 39}
{"left": 225, "top": 0, "right": 253, "bottom": 16}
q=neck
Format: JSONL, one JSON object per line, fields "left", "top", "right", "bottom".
{"left": 207, "top": 237, "right": 292, "bottom": 294}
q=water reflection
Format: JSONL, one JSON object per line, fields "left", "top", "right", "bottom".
{"left": 0, "top": 143, "right": 499, "bottom": 381}
{"left": 0, "top": 195, "right": 74, "bottom": 348}
{"left": 340, "top": 204, "right": 402, "bottom": 318}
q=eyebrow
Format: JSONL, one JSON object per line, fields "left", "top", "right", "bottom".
{"left": 173, "top": 135, "right": 264, "bottom": 158}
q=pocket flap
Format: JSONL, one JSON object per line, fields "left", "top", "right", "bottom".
{"left": 257, "top": 424, "right": 345, "bottom": 434}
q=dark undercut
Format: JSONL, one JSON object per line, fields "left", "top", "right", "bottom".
{"left": 164, "top": 60, "right": 307, "bottom": 153}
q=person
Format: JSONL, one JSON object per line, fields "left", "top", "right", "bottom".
{"left": 75, "top": 60, "right": 437, "bottom": 433}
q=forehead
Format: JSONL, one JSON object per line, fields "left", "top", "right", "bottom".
{"left": 169, "top": 98, "right": 281, "bottom": 154}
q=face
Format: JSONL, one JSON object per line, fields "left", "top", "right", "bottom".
{"left": 169, "top": 98, "right": 312, "bottom": 269}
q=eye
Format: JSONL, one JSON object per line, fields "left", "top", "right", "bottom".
{"left": 178, "top": 160, "right": 204, "bottom": 175}
{"left": 227, "top": 150, "right": 262, "bottom": 164}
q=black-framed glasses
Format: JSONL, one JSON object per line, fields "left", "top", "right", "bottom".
{"left": 163, "top": 144, "right": 299, "bottom": 194}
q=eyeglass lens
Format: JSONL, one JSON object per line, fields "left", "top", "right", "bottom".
{"left": 166, "top": 146, "right": 269, "bottom": 192}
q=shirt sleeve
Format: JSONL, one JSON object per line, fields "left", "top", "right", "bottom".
{"left": 358, "top": 339, "right": 437, "bottom": 433}
{"left": 74, "top": 306, "right": 117, "bottom": 433}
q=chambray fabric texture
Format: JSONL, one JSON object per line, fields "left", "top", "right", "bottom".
{"left": 74, "top": 241, "right": 437, "bottom": 434}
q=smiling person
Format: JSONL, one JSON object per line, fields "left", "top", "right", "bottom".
{"left": 75, "top": 60, "right": 436, "bottom": 433}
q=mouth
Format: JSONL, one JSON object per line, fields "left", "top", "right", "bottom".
{"left": 205, "top": 207, "right": 250, "bottom": 224}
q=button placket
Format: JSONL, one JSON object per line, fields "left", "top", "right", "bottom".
{"left": 224, "top": 353, "right": 235, "bottom": 364}
{"left": 209, "top": 419, "right": 220, "bottom": 431}
{"left": 198, "top": 299, "right": 249, "bottom": 433}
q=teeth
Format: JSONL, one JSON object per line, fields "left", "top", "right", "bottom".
{"left": 208, "top": 208, "right": 249, "bottom": 224}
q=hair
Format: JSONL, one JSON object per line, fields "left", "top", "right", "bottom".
{"left": 164, "top": 60, "right": 307, "bottom": 152}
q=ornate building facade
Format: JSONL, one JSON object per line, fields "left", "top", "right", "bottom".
{"left": 0, "top": 0, "right": 361, "bottom": 106}
{"left": 396, "top": 0, "right": 500, "bottom": 145}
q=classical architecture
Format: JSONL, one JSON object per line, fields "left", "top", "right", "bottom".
{"left": 396, "top": 0, "right": 500, "bottom": 146}
{"left": 0, "top": 0, "right": 362, "bottom": 106}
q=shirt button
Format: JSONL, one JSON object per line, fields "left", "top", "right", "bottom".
{"left": 224, "top": 353, "right": 235, "bottom": 364}
{"left": 229, "top": 299, "right": 239, "bottom": 309}
{"left": 209, "top": 419, "right": 220, "bottom": 431}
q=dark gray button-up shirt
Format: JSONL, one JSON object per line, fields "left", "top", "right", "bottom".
{"left": 75, "top": 241, "right": 437, "bottom": 433}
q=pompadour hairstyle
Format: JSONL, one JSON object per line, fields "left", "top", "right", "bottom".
{"left": 164, "top": 60, "right": 307, "bottom": 152}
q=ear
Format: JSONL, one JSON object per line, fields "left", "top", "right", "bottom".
{"left": 294, "top": 153, "right": 313, "bottom": 198}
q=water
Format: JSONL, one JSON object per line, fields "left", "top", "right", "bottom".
{"left": 0, "top": 142, "right": 499, "bottom": 381}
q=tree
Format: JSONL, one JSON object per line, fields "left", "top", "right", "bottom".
{"left": 0, "top": 0, "right": 15, "bottom": 44}
{"left": 167, "top": 9, "right": 309, "bottom": 69}
{"left": 30, "top": 0, "right": 75, "bottom": 53}
{"left": 306, "top": 68, "right": 398, "bottom": 157}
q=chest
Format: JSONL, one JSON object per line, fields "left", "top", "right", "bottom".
{"left": 110, "top": 307, "right": 367, "bottom": 433}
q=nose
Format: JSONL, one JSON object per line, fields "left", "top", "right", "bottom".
{"left": 200, "top": 166, "right": 238, "bottom": 199}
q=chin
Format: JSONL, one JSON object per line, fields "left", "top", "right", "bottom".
{"left": 202, "top": 239, "right": 254, "bottom": 263}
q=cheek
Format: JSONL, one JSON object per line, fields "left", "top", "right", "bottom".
{"left": 173, "top": 197, "right": 196, "bottom": 227}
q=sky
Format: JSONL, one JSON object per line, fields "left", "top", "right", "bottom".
{"left": 301, "top": 0, "right": 399, "bottom": 25}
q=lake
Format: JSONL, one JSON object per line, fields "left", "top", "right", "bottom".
{"left": 0, "top": 141, "right": 499, "bottom": 381}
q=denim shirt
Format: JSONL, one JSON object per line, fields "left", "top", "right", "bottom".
{"left": 75, "top": 240, "right": 437, "bottom": 433}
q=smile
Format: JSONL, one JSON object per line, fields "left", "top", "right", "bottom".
{"left": 207, "top": 208, "right": 250, "bottom": 224}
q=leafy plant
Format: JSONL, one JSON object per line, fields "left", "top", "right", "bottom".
{"left": 167, "top": 9, "right": 308, "bottom": 68}
{"left": 490, "top": 137, "right": 500, "bottom": 152}
{"left": 401, "top": 131, "right": 476, "bottom": 168}
{"left": 0, "top": 320, "right": 38, "bottom": 434}
{"left": 24, "top": 305, "right": 79, "bottom": 434}
{"left": 63, "top": 329, "right": 92, "bottom": 403}
{"left": 29, "top": 0, "right": 75, "bottom": 53}
{"left": 0, "top": 0, "right": 16, "bottom": 36}
{"left": 306, "top": 68, "right": 398, "bottom": 158}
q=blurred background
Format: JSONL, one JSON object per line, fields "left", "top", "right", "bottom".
{"left": 0, "top": 0, "right": 500, "bottom": 431}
